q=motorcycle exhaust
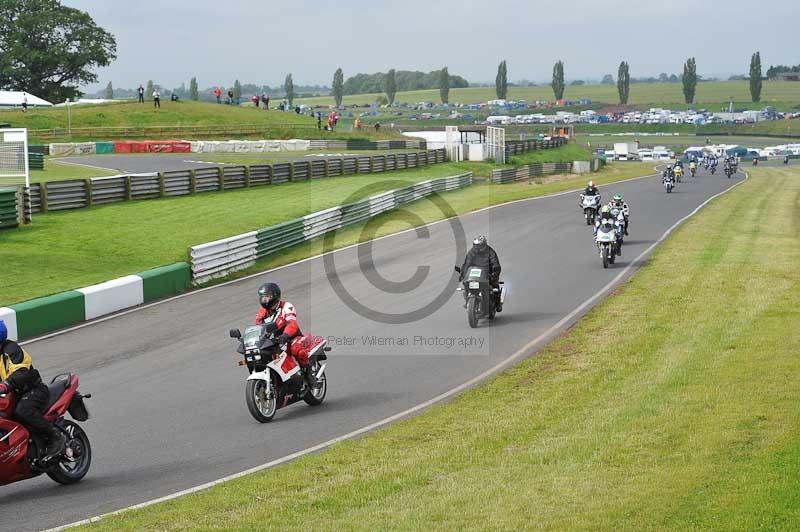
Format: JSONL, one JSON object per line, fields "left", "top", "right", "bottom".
{"left": 499, "top": 285, "right": 507, "bottom": 304}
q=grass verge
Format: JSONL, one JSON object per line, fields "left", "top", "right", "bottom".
{"left": 30, "top": 159, "right": 118, "bottom": 182}
{"left": 80, "top": 167, "right": 800, "bottom": 531}
{"left": 0, "top": 161, "right": 651, "bottom": 306}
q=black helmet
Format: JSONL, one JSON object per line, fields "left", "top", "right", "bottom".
{"left": 258, "top": 282, "right": 281, "bottom": 311}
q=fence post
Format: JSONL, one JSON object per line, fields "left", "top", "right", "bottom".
{"left": 158, "top": 172, "right": 166, "bottom": 197}
{"left": 189, "top": 169, "right": 197, "bottom": 195}
{"left": 40, "top": 183, "right": 49, "bottom": 213}
{"left": 267, "top": 164, "right": 273, "bottom": 185}
{"left": 289, "top": 162, "right": 295, "bottom": 182}
{"left": 324, "top": 159, "right": 330, "bottom": 177}
{"left": 125, "top": 175, "right": 132, "bottom": 200}
{"left": 244, "top": 166, "right": 251, "bottom": 188}
{"left": 369, "top": 156, "right": 374, "bottom": 173}
{"left": 84, "top": 179, "right": 93, "bottom": 207}
{"left": 217, "top": 167, "right": 224, "bottom": 191}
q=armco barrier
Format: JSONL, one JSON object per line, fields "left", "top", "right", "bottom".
{"left": 190, "top": 173, "right": 473, "bottom": 284}
{"left": 0, "top": 263, "right": 191, "bottom": 341}
{"left": 0, "top": 187, "right": 20, "bottom": 229}
{"left": 26, "top": 149, "right": 446, "bottom": 215}
{"left": 491, "top": 160, "right": 595, "bottom": 184}
{"left": 505, "top": 137, "right": 567, "bottom": 156}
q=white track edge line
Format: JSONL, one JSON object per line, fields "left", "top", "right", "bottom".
{"left": 23, "top": 165, "right": 662, "bottom": 346}
{"left": 47, "top": 169, "right": 744, "bottom": 531}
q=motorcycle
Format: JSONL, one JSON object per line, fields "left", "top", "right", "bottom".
{"left": 710, "top": 165, "right": 717, "bottom": 175}
{"left": 0, "top": 373, "right": 92, "bottom": 487}
{"left": 752, "top": 158, "right": 759, "bottom": 166}
{"left": 663, "top": 176, "right": 674, "bottom": 193}
{"left": 595, "top": 219, "right": 619, "bottom": 268}
{"left": 690, "top": 165, "right": 697, "bottom": 177}
{"left": 609, "top": 205, "right": 628, "bottom": 243}
{"left": 230, "top": 323, "right": 330, "bottom": 423}
{"left": 454, "top": 266, "right": 504, "bottom": 328}
{"left": 674, "top": 168, "right": 683, "bottom": 182}
{"left": 580, "top": 194, "right": 601, "bottom": 226}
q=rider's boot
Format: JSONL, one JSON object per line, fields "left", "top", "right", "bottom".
{"left": 43, "top": 427, "right": 66, "bottom": 461}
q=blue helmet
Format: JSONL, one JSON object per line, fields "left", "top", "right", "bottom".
{"left": 0, "top": 320, "right": 7, "bottom": 343}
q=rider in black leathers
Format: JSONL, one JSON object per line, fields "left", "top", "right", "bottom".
{"left": 460, "top": 235, "right": 502, "bottom": 312}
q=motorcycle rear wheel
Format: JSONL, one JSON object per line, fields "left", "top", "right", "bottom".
{"left": 304, "top": 360, "right": 328, "bottom": 406}
{"left": 467, "top": 297, "right": 479, "bottom": 328}
{"left": 246, "top": 378, "right": 277, "bottom": 423}
{"left": 47, "top": 421, "right": 91, "bottom": 485}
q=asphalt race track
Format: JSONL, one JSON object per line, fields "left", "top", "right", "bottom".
{"left": 0, "top": 166, "right": 745, "bottom": 531}
{"left": 52, "top": 152, "right": 386, "bottom": 174}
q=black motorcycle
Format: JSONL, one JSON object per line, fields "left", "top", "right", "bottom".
{"left": 230, "top": 324, "right": 330, "bottom": 423}
{"left": 454, "top": 266, "right": 503, "bottom": 328}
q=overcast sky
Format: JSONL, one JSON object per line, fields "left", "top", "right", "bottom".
{"left": 65, "top": 0, "right": 798, "bottom": 91}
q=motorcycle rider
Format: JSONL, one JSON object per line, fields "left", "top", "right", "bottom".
{"left": 785, "top": 154, "right": 791, "bottom": 165}
{"left": 254, "top": 283, "right": 316, "bottom": 385}
{"left": 579, "top": 180, "right": 601, "bottom": 206}
{"left": 674, "top": 164, "right": 683, "bottom": 180}
{"left": 663, "top": 165, "right": 675, "bottom": 180}
{"left": 459, "top": 235, "right": 502, "bottom": 312}
{"left": 609, "top": 193, "right": 629, "bottom": 235}
{"left": 0, "top": 320, "right": 66, "bottom": 460}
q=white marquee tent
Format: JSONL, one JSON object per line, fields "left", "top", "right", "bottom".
{"left": 0, "top": 91, "right": 53, "bottom": 108}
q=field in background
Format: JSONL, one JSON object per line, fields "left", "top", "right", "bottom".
{"left": 298, "top": 80, "right": 800, "bottom": 110}
{"left": 81, "top": 167, "right": 800, "bottom": 532}
{"left": 0, "top": 101, "right": 403, "bottom": 142}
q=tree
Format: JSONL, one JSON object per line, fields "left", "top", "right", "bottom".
{"left": 0, "top": 0, "right": 117, "bottom": 102}
{"left": 189, "top": 77, "right": 198, "bottom": 101}
{"left": 617, "top": 61, "right": 630, "bottom": 104}
{"left": 601, "top": 74, "right": 614, "bottom": 85}
{"left": 146, "top": 80, "right": 154, "bottom": 98}
{"left": 384, "top": 69, "right": 397, "bottom": 105}
{"left": 105, "top": 81, "right": 113, "bottom": 100}
{"left": 495, "top": 60, "right": 507, "bottom": 99}
{"left": 439, "top": 66, "right": 450, "bottom": 104}
{"left": 233, "top": 79, "right": 242, "bottom": 102}
{"left": 682, "top": 57, "right": 697, "bottom": 104}
{"left": 551, "top": 60, "right": 565, "bottom": 100}
{"left": 332, "top": 68, "right": 344, "bottom": 107}
{"left": 284, "top": 74, "right": 294, "bottom": 105}
{"left": 749, "top": 51, "right": 762, "bottom": 103}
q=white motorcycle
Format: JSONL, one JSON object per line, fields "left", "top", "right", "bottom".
{"left": 595, "top": 219, "right": 619, "bottom": 269}
{"left": 580, "top": 194, "right": 602, "bottom": 226}
{"left": 663, "top": 175, "right": 674, "bottom": 193}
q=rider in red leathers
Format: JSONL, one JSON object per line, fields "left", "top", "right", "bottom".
{"left": 255, "top": 283, "right": 317, "bottom": 384}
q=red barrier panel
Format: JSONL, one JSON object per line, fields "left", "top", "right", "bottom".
{"left": 113, "top": 141, "right": 133, "bottom": 153}
{"left": 112, "top": 140, "right": 191, "bottom": 154}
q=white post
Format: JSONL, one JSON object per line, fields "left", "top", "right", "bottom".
{"left": 22, "top": 128, "right": 29, "bottom": 188}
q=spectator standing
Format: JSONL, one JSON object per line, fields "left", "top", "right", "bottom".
{"left": 261, "top": 93, "right": 269, "bottom": 110}
{"left": 265, "top": 95, "right": 270, "bottom": 109}
{"left": 375, "top": 122, "right": 381, "bottom": 132}
{"left": 317, "top": 112, "right": 322, "bottom": 130}
{"left": 295, "top": 105, "right": 300, "bottom": 114}
{"left": 153, "top": 88, "right": 161, "bottom": 108}
{"left": 138, "top": 85, "right": 145, "bottom": 103}
{"left": 227, "top": 89, "right": 234, "bottom": 105}
{"left": 354, "top": 117, "right": 362, "bottom": 130}
{"left": 21, "top": 93, "right": 28, "bottom": 113}
{"left": 214, "top": 87, "right": 222, "bottom": 104}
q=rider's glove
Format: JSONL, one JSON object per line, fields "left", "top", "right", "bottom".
{"left": 264, "top": 322, "right": 279, "bottom": 335}
{"left": 277, "top": 333, "right": 290, "bottom": 347}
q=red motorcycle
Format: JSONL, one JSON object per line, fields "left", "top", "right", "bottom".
{"left": 0, "top": 373, "right": 92, "bottom": 486}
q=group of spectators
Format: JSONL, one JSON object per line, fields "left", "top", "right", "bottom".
{"left": 137, "top": 84, "right": 176, "bottom": 108}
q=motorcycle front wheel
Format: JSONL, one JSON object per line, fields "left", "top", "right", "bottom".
{"left": 47, "top": 421, "right": 91, "bottom": 485}
{"left": 246, "top": 378, "right": 277, "bottom": 423}
{"left": 602, "top": 246, "right": 609, "bottom": 269}
{"left": 467, "top": 297, "right": 479, "bottom": 328}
